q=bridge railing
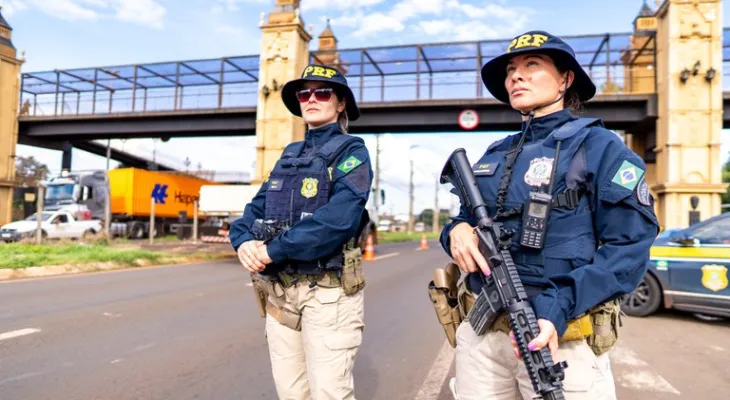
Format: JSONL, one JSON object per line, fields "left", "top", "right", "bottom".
{"left": 312, "top": 32, "right": 658, "bottom": 104}
{"left": 19, "top": 55, "right": 261, "bottom": 117}
{"left": 26, "top": 29, "right": 730, "bottom": 118}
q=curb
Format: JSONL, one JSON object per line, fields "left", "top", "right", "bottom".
{"left": 0, "top": 254, "right": 235, "bottom": 282}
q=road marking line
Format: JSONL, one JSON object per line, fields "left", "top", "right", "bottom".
{"left": 611, "top": 345, "right": 680, "bottom": 395}
{"left": 414, "top": 339, "right": 455, "bottom": 400}
{"left": 0, "top": 328, "right": 41, "bottom": 342}
{"left": 373, "top": 252, "right": 400, "bottom": 261}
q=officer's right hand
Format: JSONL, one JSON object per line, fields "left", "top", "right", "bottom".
{"left": 237, "top": 240, "right": 266, "bottom": 273}
{"left": 449, "top": 222, "right": 490, "bottom": 276}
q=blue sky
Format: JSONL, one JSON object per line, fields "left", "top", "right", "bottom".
{"left": 5, "top": 0, "right": 730, "bottom": 216}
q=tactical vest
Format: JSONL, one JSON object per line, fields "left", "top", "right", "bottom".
{"left": 265, "top": 134, "right": 366, "bottom": 275}
{"left": 472, "top": 118, "right": 602, "bottom": 289}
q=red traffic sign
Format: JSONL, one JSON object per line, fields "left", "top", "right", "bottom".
{"left": 458, "top": 109, "right": 479, "bottom": 130}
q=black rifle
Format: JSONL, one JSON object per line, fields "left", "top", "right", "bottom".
{"left": 440, "top": 148, "right": 568, "bottom": 400}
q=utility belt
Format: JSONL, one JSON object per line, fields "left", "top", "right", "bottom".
{"left": 250, "top": 246, "right": 366, "bottom": 331}
{"left": 428, "top": 263, "right": 622, "bottom": 355}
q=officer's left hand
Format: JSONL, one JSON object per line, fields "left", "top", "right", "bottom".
{"left": 509, "top": 318, "right": 559, "bottom": 360}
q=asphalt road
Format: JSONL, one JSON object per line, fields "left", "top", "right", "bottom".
{"left": 0, "top": 240, "right": 728, "bottom": 400}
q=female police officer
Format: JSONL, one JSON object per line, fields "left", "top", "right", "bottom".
{"left": 440, "top": 31, "right": 660, "bottom": 399}
{"left": 229, "top": 64, "right": 372, "bottom": 400}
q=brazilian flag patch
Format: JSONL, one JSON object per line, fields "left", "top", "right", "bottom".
{"left": 611, "top": 160, "right": 644, "bottom": 191}
{"left": 337, "top": 155, "right": 363, "bottom": 174}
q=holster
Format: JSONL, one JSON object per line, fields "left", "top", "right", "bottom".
{"left": 427, "top": 263, "right": 463, "bottom": 348}
{"left": 251, "top": 273, "right": 268, "bottom": 318}
{"left": 264, "top": 279, "right": 303, "bottom": 331}
{"left": 586, "top": 298, "right": 622, "bottom": 356}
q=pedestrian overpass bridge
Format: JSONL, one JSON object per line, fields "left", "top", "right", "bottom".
{"left": 19, "top": 31, "right": 668, "bottom": 135}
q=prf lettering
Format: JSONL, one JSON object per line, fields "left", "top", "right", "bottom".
{"left": 507, "top": 34, "right": 548, "bottom": 53}
{"left": 302, "top": 66, "right": 337, "bottom": 79}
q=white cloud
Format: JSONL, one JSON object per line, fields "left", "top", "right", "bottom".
{"left": 0, "top": 0, "right": 29, "bottom": 16}
{"left": 419, "top": 20, "right": 454, "bottom": 36}
{"left": 325, "top": 0, "right": 535, "bottom": 41}
{"left": 115, "top": 0, "right": 166, "bottom": 30}
{"left": 4, "top": 0, "right": 166, "bottom": 29}
{"left": 301, "top": 0, "right": 385, "bottom": 12}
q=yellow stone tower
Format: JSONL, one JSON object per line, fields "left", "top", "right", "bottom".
{"left": 312, "top": 18, "right": 347, "bottom": 74}
{"left": 0, "top": 7, "right": 23, "bottom": 225}
{"left": 254, "top": 0, "right": 312, "bottom": 183}
{"left": 653, "top": 0, "right": 727, "bottom": 228}
{"left": 621, "top": 0, "right": 658, "bottom": 94}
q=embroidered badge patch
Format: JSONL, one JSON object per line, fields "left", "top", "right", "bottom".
{"left": 474, "top": 162, "right": 498, "bottom": 176}
{"left": 524, "top": 157, "right": 554, "bottom": 186}
{"left": 611, "top": 160, "right": 644, "bottom": 191}
{"left": 636, "top": 176, "right": 651, "bottom": 206}
{"left": 268, "top": 178, "right": 283, "bottom": 191}
{"left": 337, "top": 156, "right": 363, "bottom": 174}
{"left": 300, "top": 177, "right": 318, "bottom": 198}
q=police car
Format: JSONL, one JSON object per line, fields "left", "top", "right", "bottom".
{"left": 621, "top": 212, "right": 730, "bottom": 319}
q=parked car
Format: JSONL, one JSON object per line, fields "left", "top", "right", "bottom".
{"left": 621, "top": 212, "right": 730, "bottom": 318}
{"left": 0, "top": 210, "right": 102, "bottom": 242}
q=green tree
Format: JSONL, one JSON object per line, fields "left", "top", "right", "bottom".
{"left": 418, "top": 209, "right": 451, "bottom": 228}
{"left": 14, "top": 156, "right": 49, "bottom": 187}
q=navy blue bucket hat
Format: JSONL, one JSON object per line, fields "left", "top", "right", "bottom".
{"left": 481, "top": 30, "right": 596, "bottom": 105}
{"left": 281, "top": 64, "right": 360, "bottom": 121}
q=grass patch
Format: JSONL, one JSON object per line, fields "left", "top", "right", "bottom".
{"left": 377, "top": 231, "right": 440, "bottom": 244}
{"left": 0, "top": 242, "right": 173, "bottom": 269}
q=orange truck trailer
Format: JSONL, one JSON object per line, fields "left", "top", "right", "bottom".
{"left": 43, "top": 168, "right": 212, "bottom": 239}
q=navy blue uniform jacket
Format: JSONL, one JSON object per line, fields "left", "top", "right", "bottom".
{"left": 229, "top": 123, "right": 373, "bottom": 263}
{"left": 440, "top": 109, "right": 660, "bottom": 336}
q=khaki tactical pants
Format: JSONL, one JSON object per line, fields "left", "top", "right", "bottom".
{"left": 451, "top": 321, "right": 617, "bottom": 400}
{"left": 265, "top": 281, "right": 364, "bottom": 400}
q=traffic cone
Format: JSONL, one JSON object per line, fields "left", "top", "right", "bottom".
{"left": 419, "top": 233, "right": 429, "bottom": 250}
{"left": 363, "top": 234, "right": 375, "bottom": 261}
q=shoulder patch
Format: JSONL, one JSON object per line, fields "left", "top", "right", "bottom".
{"left": 337, "top": 155, "right": 363, "bottom": 174}
{"left": 636, "top": 176, "right": 651, "bottom": 206}
{"left": 611, "top": 160, "right": 644, "bottom": 191}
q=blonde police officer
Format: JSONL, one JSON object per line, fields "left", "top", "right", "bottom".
{"left": 229, "top": 64, "right": 373, "bottom": 400}
{"left": 439, "top": 31, "right": 660, "bottom": 399}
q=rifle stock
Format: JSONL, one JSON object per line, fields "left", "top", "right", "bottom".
{"left": 440, "top": 148, "right": 568, "bottom": 400}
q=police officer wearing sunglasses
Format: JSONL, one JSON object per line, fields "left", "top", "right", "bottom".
{"left": 439, "top": 31, "right": 660, "bottom": 399}
{"left": 229, "top": 64, "right": 372, "bottom": 400}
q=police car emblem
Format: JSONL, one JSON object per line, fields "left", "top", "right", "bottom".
{"left": 524, "top": 157, "right": 554, "bottom": 186}
{"left": 636, "top": 176, "right": 651, "bottom": 206}
{"left": 301, "top": 177, "right": 318, "bottom": 198}
{"left": 701, "top": 264, "right": 728, "bottom": 292}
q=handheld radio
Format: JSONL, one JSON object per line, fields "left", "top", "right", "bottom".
{"left": 519, "top": 141, "right": 562, "bottom": 250}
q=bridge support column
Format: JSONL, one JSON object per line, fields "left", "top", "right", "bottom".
{"left": 0, "top": 10, "right": 23, "bottom": 226}
{"left": 253, "top": 0, "right": 311, "bottom": 183}
{"left": 61, "top": 142, "right": 73, "bottom": 171}
{"left": 653, "top": 0, "right": 728, "bottom": 229}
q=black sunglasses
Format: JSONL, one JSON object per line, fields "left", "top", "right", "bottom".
{"left": 296, "top": 87, "right": 335, "bottom": 103}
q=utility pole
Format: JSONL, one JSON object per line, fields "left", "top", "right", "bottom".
{"left": 373, "top": 134, "right": 381, "bottom": 227}
{"left": 433, "top": 177, "right": 439, "bottom": 233}
{"left": 408, "top": 158, "right": 414, "bottom": 235}
{"left": 105, "top": 139, "right": 111, "bottom": 239}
